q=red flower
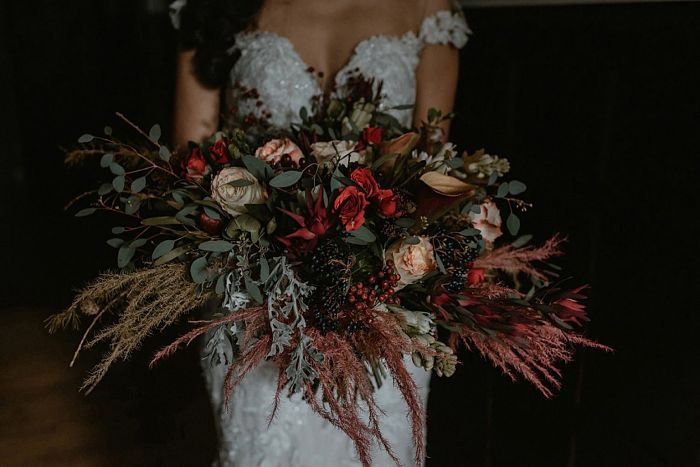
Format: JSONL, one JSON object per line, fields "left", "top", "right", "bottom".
{"left": 467, "top": 268, "right": 485, "bottom": 285}
{"left": 377, "top": 189, "right": 401, "bottom": 218}
{"left": 277, "top": 188, "right": 332, "bottom": 252}
{"left": 181, "top": 147, "right": 209, "bottom": 182}
{"left": 553, "top": 285, "right": 590, "bottom": 326}
{"left": 209, "top": 138, "right": 230, "bottom": 165}
{"left": 333, "top": 186, "right": 368, "bottom": 232}
{"left": 357, "top": 127, "right": 384, "bottom": 149}
{"left": 350, "top": 168, "right": 380, "bottom": 199}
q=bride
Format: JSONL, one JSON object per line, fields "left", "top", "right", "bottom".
{"left": 170, "top": 0, "right": 469, "bottom": 465}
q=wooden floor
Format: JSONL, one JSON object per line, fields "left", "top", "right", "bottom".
{"left": 0, "top": 307, "right": 217, "bottom": 467}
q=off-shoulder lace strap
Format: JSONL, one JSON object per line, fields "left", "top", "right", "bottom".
{"left": 419, "top": 8, "right": 472, "bottom": 49}
{"left": 169, "top": 0, "right": 187, "bottom": 30}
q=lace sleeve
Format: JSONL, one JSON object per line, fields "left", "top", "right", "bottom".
{"left": 169, "top": 0, "right": 187, "bottom": 30}
{"left": 419, "top": 9, "right": 472, "bottom": 49}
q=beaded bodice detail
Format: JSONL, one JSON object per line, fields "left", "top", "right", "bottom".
{"left": 226, "top": 9, "right": 470, "bottom": 128}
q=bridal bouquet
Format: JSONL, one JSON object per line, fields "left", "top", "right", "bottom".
{"left": 50, "top": 76, "right": 606, "bottom": 466}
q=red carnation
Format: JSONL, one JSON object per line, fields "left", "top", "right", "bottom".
{"left": 333, "top": 186, "right": 368, "bottom": 232}
{"left": 350, "top": 168, "right": 380, "bottom": 199}
{"left": 377, "top": 189, "right": 401, "bottom": 218}
{"left": 209, "top": 138, "right": 230, "bottom": 165}
{"left": 181, "top": 147, "right": 209, "bottom": 182}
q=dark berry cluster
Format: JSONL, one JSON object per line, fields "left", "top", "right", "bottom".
{"left": 307, "top": 241, "right": 353, "bottom": 333}
{"left": 433, "top": 233, "right": 480, "bottom": 293}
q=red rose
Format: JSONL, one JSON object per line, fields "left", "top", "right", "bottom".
{"left": 350, "top": 168, "right": 380, "bottom": 199}
{"left": 377, "top": 189, "right": 401, "bottom": 218}
{"left": 467, "top": 268, "right": 485, "bottom": 285}
{"left": 209, "top": 138, "right": 230, "bottom": 165}
{"left": 358, "top": 127, "right": 384, "bottom": 149}
{"left": 333, "top": 186, "right": 368, "bottom": 232}
{"left": 181, "top": 147, "right": 209, "bottom": 182}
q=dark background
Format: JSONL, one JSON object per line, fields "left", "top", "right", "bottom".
{"left": 1, "top": 1, "right": 698, "bottom": 466}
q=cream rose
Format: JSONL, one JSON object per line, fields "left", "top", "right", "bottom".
{"left": 468, "top": 199, "right": 502, "bottom": 243}
{"left": 310, "top": 140, "right": 363, "bottom": 168}
{"left": 387, "top": 236, "right": 437, "bottom": 289}
{"left": 255, "top": 138, "right": 304, "bottom": 166}
{"left": 211, "top": 167, "right": 267, "bottom": 216}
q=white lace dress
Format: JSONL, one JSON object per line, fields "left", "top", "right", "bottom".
{"left": 171, "top": 4, "right": 470, "bottom": 466}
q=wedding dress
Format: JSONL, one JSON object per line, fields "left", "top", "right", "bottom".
{"left": 170, "top": 3, "right": 469, "bottom": 466}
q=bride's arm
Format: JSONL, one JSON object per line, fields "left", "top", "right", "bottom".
{"left": 413, "top": 42, "right": 460, "bottom": 140}
{"left": 173, "top": 50, "right": 221, "bottom": 148}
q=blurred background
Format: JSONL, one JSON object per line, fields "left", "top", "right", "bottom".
{"left": 1, "top": 1, "right": 698, "bottom": 466}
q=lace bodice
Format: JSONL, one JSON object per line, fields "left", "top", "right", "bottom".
{"left": 226, "top": 10, "right": 470, "bottom": 129}
{"left": 171, "top": 0, "right": 470, "bottom": 129}
{"left": 170, "top": 3, "right": 469, "bottom": 466}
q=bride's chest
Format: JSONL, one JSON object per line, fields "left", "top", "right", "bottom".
{"left": 226, "top": 31, "right": 423, "bottom": 128}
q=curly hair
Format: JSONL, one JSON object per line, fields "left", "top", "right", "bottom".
{"left": 177, "top": 0, "right": 264, "bottom": 88}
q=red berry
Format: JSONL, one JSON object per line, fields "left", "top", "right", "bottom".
{"left": 386, "top": 259, "right": 394, "bottom": 267}
{"left": 348, "top": 295, "right": 356, "bottom": 303}
{"left": 377, "top": 271, "right": 385, "bottom": 279}
{"left": 368, "top": 275, "right": 376, "bottom": 284}
{"left": 356, "top": 282, "right": 364, "bottom": 289}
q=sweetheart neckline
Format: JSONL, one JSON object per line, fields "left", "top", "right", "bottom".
{"left": 235, "top": 29, "right": 421, "bottom": 94}
{"left": 233, "top": 7, "right": 448, "bottom": 95}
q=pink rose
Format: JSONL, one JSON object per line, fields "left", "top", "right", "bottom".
{"left": 387, "top": 236, "right": 437, "bottom": 289}
{"left": 255, "top": 138, "right": 304, "bottom": 166}
{"left": 468, "top": 200, "right": 502, "bottom": 243}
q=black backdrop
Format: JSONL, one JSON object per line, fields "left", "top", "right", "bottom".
{"left": 1, "top": 2, "right": 698, "bottom": 466}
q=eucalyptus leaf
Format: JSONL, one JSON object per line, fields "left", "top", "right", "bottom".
{"left": 98, "top": 183, "right": 113, "bottom": 196}
{"left": 241, "top": 154, "right": 271, "bottom": 180}
{"left": 349, "top": 225, "right": 376, "bottom": 243}
{"left": 199, "top": 240, "right": 234, "bottom": 252}
{"left": 159, "top": 145, "right": 171, "bottom": 162}
{"left": 202, "top": 206, "right": 221, "bottom": 220}
{"left": 106, "top": 238, "right": 124, "bottom": 248}
{"left": 259, "top": 257, "right": 270, "bottom": 282}
{"left": 506, "top": 212, "right": 521, "bottom": 236}
{"left": 109, "top": 162, "right": 125, "bottom": 176}
{"left": 152, "top": 239, "right": 175, "bottom": 259}
{"left": 124, "top": 196, "right": 141, "bottom": 215}
{"left": 75, "top": 208, "right": 96, "bottom": 217}
{"left": 149, "top": 124, "right": 162, "bottom": 143}
{"left": 103, "top": 126, "right": 113, "bottom": 136}
{"left": 508, "top": 180, "right": 527, "bottom": 195}
{"left": 459, "top": 228, "right": 481, "bottom": 237}
{"left": 112, "top": 175, "right": 125, "bottom": 192}
{"left": 245, "top": 278, "right": 263, "bottom": 304}
{"left": 117, "top": 245, "right": 135, "bottom": 268}
{"left": 227, "top": 179, "right": 254, "bottom": 187}
{"left": 346, "top": 237, "right": 369, "bottom": 246}
{"left": 215, "top": 274, "right": 226, "bottom": 296}
{"left": 190, "top": 256, "right": 208, "bottom": 284}
{"left": 330, "top": 167, "right": 344, "bottom": 192}
{"left": 448, "top": 157, "right": 464, "bottom": 169}
{"left": 111, "top": 227, "right": 125, "bottom": 234}
{"left": 487, "top": 172, "right": 499, "bottom": 186}
{"left": 496, "top": 182, "right": 510, "bottom": 198}
{"left": 154, "top": 245, "right": 190, "bottom": 266}
{"left": 130, "top": 176, "right": 147, "bottom": 193}
{"left": 269, "top": 170, "right": 302, "bottom": 188}
{"left": 435, "top": 253, "right": 447, "bottom": 274}
{"left": 512, "top": 234, "right": 533, "bottom": 248}
{"left": 130, "top": 238, "right": 148, "bottom": 248}
{"left": 78, "top": 134, "right": 94, "bottom": 143}
{"left": 100, "top": 153, "right": 113, "bottom": 168}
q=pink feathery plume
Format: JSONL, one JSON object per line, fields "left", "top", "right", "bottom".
{"left": 433, "top": 283, "right": 611, "bottom": 397}
{"left": 149, "top": 306, "right": 265, "bottom": 367}
{"left": 474, "top": 234, "right": 565, "bottom": 282}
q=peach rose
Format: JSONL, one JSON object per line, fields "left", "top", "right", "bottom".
{"left": 468, "top": 200, "right": 502, "bottom": 243}
{"left": 387, "top": 236, "right": 437, "bottom": 289}
{"left": 255, "top": 138, "right": 304, "bottom": 166}
{"left": 211, "top": 167, "right": 267, "bottom": 217}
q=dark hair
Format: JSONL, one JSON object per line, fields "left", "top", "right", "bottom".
{"left": 178, "top": 0, "right": 264, "bottom": 88}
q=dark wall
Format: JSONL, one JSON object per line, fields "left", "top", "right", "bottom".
{"left": 1, "top": 2, "right": 698, "bottom": 466}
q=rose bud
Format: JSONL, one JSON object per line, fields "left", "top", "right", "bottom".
{"left": 199, "top": 212, "right": 223, "bottom": 235}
